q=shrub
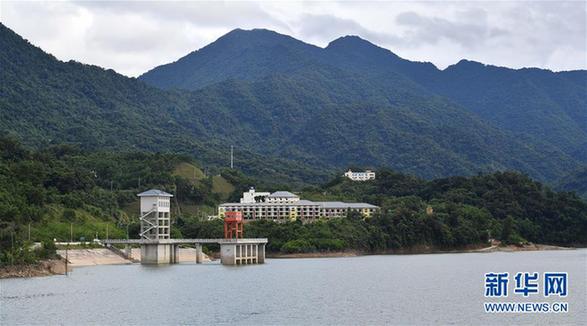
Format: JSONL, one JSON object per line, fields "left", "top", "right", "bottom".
{"left": 62, "top": 209, "right": 76, "bottom": 222}
{"left": 311, "top": 238, "right": 346, "bottom": 251}
{"left": 37, "top": 240, "right": 57, "bottom": 259}
{"left": 280, "top": 239, "right": 316, "bottom": 253}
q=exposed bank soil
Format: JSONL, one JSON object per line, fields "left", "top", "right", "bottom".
{"left": 384, "top": 242, "right": 571, "bottom": 255}
{"left": 268, "top": 242, "right": 573, "bottom": 258}
{"left": 0, "top": 259, "right": 68, "bottom": 279}
{"left": 475, "top": 242, "right": 572, "bottom": 253}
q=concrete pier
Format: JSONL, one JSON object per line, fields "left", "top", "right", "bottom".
{"left": 195, "top": 244, "right": 203, "bottom": 264}
{"left": 258, "top": 243, "right": 265, "bottom": 264}
{"left": 140, "top": 243, "right": 173, "bottom": 264}
{"left": 219, "top": 239, "right": 267, "bottom": 265}
{"left": 124, "top": 245, "right": 131, "bottom": 259}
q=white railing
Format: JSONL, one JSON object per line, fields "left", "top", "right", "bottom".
{"left": 101, "top": 238, "right": 268, "bottom": 245}
{"left": 139, "top": 208, "right": 157, "bottom": 239}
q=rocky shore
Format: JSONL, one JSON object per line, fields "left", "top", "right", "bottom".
{"left": 0, "top": 259, "right": 67, "bottom": 279}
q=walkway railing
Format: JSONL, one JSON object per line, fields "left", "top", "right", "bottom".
{"left": 101, "top": 238, "right": 268, "bottom": 245}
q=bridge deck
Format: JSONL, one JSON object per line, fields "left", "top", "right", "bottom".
{"left": 101, "top": 238, "right": 268, "bottom": 245}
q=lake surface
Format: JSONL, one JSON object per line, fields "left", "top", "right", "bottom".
{"left": 1, "top": 249, "right": 586, "bottom": 325}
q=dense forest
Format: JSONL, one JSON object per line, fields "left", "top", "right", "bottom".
{"left": 2, "top": 24, "right": 586, "bottom": 186}
{"left": 182, "top": 171, "right": 587, "bottom": 253}
{"left": 0, "top": 25, "right": 328, "bottom": 186}
{"left": 557, "top": 167, "right": 587, "bottom": 200}
{"left": 2, "top": 138, "right": 586, "bottom": 265}
{"left": 0, "top": 137, "right": 261, "bottom": 264}
{"left": 141, "top": 28, "right": 587, "bottom": 182}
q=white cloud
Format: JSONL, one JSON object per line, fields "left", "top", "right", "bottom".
{"left": 1, "top": 0, "right": 584, "bottom": 77}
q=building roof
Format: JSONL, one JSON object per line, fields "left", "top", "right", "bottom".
{"left": 314, "top": 201, "right": 379, "bottom": 209}
{"left": 293, "top": 200, "right": 320, "bottom": 206}
{"left": 346, "top": 203, "right": 379, "bottom": 209}
{"left": 220, "top": 200, "right": 378, "bottom": 209}
{"left": 268, "top": 191, "right": 298, "bottom": 198}
{"left": 313, "top": 201, "right": 347, "bottom": 208}
{"left": 137, "top": 189, "right": 174, "bottom": 197}
{"left": 220, "top": 202, "right": 301, "bottom": 207}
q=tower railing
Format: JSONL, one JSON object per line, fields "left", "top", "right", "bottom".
{"left": 139, "top": 207, "right": 157, "bottom": 239}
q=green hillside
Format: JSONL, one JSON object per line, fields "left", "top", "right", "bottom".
{"left": 173, "top": 162, "right": 206, "bottom": 183}
{"left": 175, "top": 71, "right": 580, "bottom": 181}
{"left": 0, "top": 137, "right": 250, "bottom": 263}
{"left": 1, "top": 24, "right": 585, "bottom": 187}
{"left": 2, "top": 138, "right": 585, "bottom": 265}
{"left": 322, "top": 36, "right": 587, "bottom": 160}
{"left": 556, "top": 167, "right": 587, "bottom": 199}
{"left": 211, "top": 175, "right": 235, "bottom": 200}
{"left": 304, "top": 169, "right": 587, "bottom": 246}
{"left": 0, "top": 24, "right": 328, "bottom": 186}
{"left": 140, "top": 28, "right": 587, "bottom": 182}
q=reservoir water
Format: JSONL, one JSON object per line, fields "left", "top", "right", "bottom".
{"left": 1, "top": 249, "right": 586, "bottom": 325}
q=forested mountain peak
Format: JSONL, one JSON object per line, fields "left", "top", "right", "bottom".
{"left": 217, "top": 28, "right": 316, "bottom": 48}
{"left": 444, "top": 59, "right": 487, "bottom": 71}
{"left": 138, "top": 28, "right": 323, "bottom": 90}
{"left": 2, "top": 23, "right": 586, "bottom": 189}
{"left": 1, "top": 22, "right": 56, "bottom": 66}
{"left": 326, "top": 35, "right": 389, "bottom": 52}
{"left": 444, "top": 58, "right": 561, "bottom": 75}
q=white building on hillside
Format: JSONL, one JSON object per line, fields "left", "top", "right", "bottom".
{"left": 344, "top": 169, "right": 376, "bottom": 181}
{"left": 240, "top": 187, "right": 271, "bottom": 203}
{"left": 219, "top": 189, "right": 379, "bottom": 222}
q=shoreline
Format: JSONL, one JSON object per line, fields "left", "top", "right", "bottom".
{"left": 0, "top": 259, "right": 68, "bottom": 279}
{"left": 1, "top": 243, "right": 576, "bottom": 279}
{"left": 268, "top": 242, "right": 575, "bottom": 259}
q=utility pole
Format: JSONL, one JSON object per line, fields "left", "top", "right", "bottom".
{"left": 174, "top": 183, "right": 182, "bottom": 216}
{"left": 70, "top": 223, "right": 73, "bottom": 242}
{"left": 110, "top": 180, "right": 114, "bottom": 218}
{"left": 10, "top": 230, "right": 14, "bottom": 265}
{"left": 65, "top": 244, "right": 69, "bottom": 276}
{"left": 230, "top": 145, "right": 234, "bottom": 169}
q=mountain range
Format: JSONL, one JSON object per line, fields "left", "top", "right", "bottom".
{"left": 1, "top": 24, "right": 585, "bottom": 187}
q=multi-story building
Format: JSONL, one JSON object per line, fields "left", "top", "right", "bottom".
{"left": 344, "top": 169, "right": 376, "bottom": 181}
{"left": 138, "top": 189, "right": 173, "bottom": 240}
{"left": 219, "top": 188, "right": 379, "bottom": 222}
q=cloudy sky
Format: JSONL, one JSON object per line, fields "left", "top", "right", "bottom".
{"left": 1, "top": 0, "right": 585, "bottom": 77}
